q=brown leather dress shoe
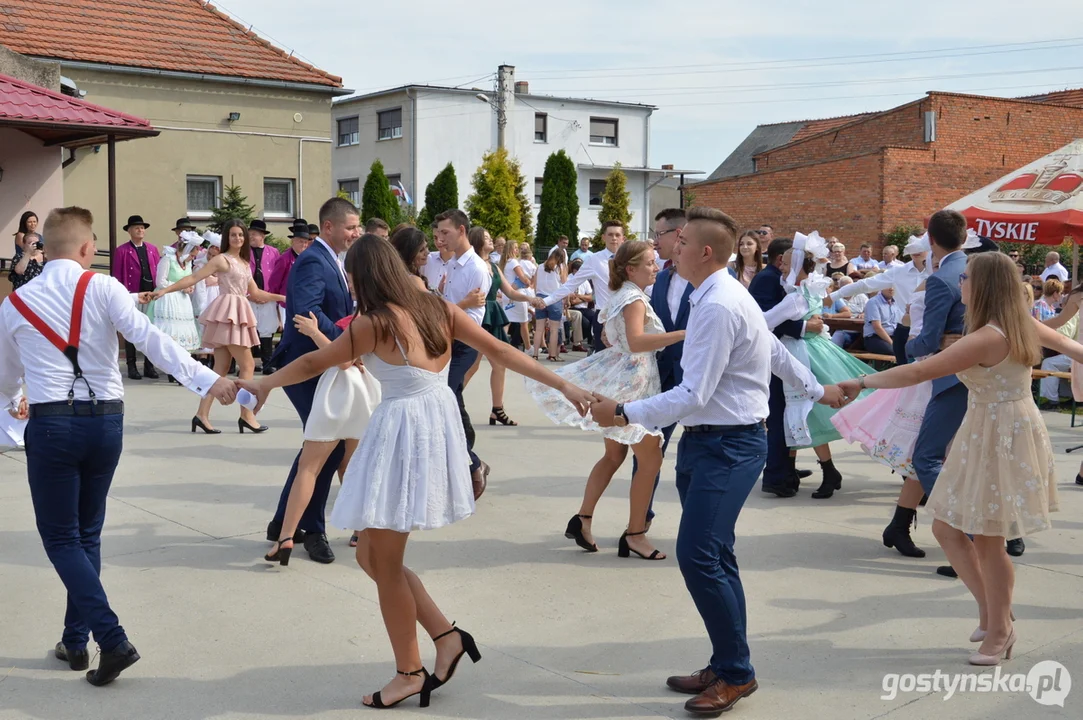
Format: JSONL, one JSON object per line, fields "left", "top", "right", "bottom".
{"left": 472, "top": 462, "right": 490, "bottom": 501}
{"left": 684, "top": 678, "right": 758, "bottom": 716}
{"left": 666, "top": 666, "right": 717, "bottom": 695}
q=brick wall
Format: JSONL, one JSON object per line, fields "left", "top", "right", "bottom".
{"left": 694, "top": 152, "right": 884, "bottom": 253}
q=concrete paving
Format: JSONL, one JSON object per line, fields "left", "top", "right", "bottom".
{"left": 1, "top": 362, "right": 1080, "bottom": 720}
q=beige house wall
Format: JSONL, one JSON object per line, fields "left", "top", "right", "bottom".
{"left": 59, "top": 68, "right": 336, "bottom": 248}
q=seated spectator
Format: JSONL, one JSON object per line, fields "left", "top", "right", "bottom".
{"left": 862, "top": 286, "right": 904, "bottom": 356}
{"left": 1033, "top": 278, "right": 1063, "bottom": 321}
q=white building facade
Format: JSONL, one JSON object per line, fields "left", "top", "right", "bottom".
{"left": 331, "top": 68, "right": 663, "bottom": 240}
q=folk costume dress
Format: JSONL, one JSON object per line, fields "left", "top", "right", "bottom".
{"left": 153, "top": 246, "right": 201, "bottom": 352}
{"left": 525, "top": 282, "right": 663, "bottom": 445}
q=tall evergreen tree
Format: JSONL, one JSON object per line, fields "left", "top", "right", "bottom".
{"left": 464, "top": 148, "right": 523, "bottom": 243}
{"left": 509, "top": 156, "right": 534, "bottom": 243}
{"left": 210, "top": 181, "right": 257, "bottom": 232}
{"left": 536, "top": 150, "right": 579, "bottom": 249}
{"left": 361, "top": 159, "right": 402, "bottom": 226}
{"left": 418, "top": 162, "right": 459, "bottom": 230}
{"left": 594, "top": 163, "right": 635, "bottom": 247}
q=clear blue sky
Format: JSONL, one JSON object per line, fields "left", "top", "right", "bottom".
{"left": 221, "top": 0, "right": 1083, "bottom": 179}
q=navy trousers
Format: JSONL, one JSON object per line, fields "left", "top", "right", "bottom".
{"left": 892, "top": 323, "right": 910, "bottom": 366}
{"left": 761, "top": 375, "right": 793, "bottom": 490}
{"left": 675, "top": 426, "right": 767, "bottom": 685}
{"left": 863, "top": 334, "right": 895, "bottom": 356}
{"left": 25, "top": 410, "right": 128, "bottom": 652}
{"left": 273, "top": 375, "right": 345, "bottom": 534}
{"left": 912, "top": 382, "right": 969, "bottom": 495}
{"left": 590, "top": 316, "right": 606, "bottom": 354}
{"left": 448, "top": 341, "right": 481, "bottom": 472}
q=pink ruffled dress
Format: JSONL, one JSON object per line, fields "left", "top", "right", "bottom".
{"left": 197, "top": 254, "right": 259, "bottom": 348}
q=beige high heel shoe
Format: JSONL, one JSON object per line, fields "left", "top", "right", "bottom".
{"left": 969, "top": 628, "right": 1016, "bottom": 666}
{"left": 970, "top": 610, "right": 1015, "bottom": 642}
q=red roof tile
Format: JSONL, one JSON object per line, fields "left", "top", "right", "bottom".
{"left": 0, "top": 71, "right": 154, "bottom": 131}
{"left": 790, "top": 113, "right": 877, "bottom": 142}
{"left": 0, "top": 0, "right": 341, "bottom": 88}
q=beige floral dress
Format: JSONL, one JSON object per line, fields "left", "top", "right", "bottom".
{"left": 926, "top": 326, "right": 1059, "bottom": 538}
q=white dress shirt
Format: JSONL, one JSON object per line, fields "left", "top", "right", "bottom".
{"left": 423, "top": 250, "right": 453, "bottom": 291}
{"left": 572, "top": 278, "right": 593, "bottom": 309}
{"left": 880, "top": 259, "right": 905, "bottom": 269}
{"left": 831, "top": 260, "right": 928, "bottom": 310}
{"left": 0, "top": 260, "right": 220, "bottom": 408}
{"left": 545, "top": 247, "right": 615, "bottom": 309}
{"left": 624, "top": 269, "right": 823, "bottom": 431}
{"left": 442, "top": 247, "right": 492, "bottom": 326}
{"left": 851, "top": 256, "right": 880, "bottom": 272}
{"left": 665, "top": 271, "right": 690, "bottom": 322}
{"left": 314, "top": 237, "right": 348, "bottom": 286}
{"left": 1041, "top": 263, "right": 1069, "bottom": 282}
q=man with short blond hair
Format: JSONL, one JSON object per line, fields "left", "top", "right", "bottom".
{"left": 0, "top": 207, "right": 236, "bottom": 686}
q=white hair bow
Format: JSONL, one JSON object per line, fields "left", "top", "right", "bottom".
{"left": 904, "top": 232, "right": 930, "bottom": 255}
{"left": 202, "top": 230, "right": 222, "bottom": 249}
{"left": 785, "top": 230, "right": 830, "bottom": 293}
{"left": 962, "top": 228, "right": 982, "bottom": 250}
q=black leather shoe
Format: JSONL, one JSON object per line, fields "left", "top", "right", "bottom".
{"left": 762, "top": 484, "right": 797, "bottom": 498}
{"left": 54, "top": 642, "right": 89, "bottom": 671}
{"left": 86, "top": 641, "right": 140, "bottom": 686}
{"left": 265, "top": 520, "right": 305, "bottom": 544}
{"left": 1006, "top": 538, "right": 1025, "bottom": 557}
{"left": 143, "top": 367, "right": 160, "bottom": 380}
{"left": 127, "top": 366, "right": 142, "bottom": 380}
{"left": 936, "top": 565, "right": 958, "bottom": 578}
{"left": 303, "top": 533, "right": 335, "bottom": 564}
{"left": 796, "top": 469, "right": 813, "bottom": 479}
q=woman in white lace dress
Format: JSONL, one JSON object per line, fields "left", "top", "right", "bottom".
{"left": 526, "top": 241, "right": 685, "bottom": 561}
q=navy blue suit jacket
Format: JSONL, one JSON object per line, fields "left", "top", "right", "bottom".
{"left": 906, "top": 250, "right": 967, "bottom": 397}
{"left": 272, "top": 243, "right": 353, "bottom": 367}
{"left": 651, "top": 266, "right": 693, "bottom": 390}
{"left": 748, "top": 264, "right": 803, "bottom": 340}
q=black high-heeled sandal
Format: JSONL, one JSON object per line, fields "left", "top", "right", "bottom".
{"left": 191, "top": 416, "right": 221, "bottom": 434}
{"left": 489, "top": 406, "right": 518, "bottom": 426}
{"left": 618, "top": 530, "right": 665, "bottom": 560}
{"left": 238, "top": 418, "right": 268, "bottom": 433}
{"left": 264, "top": 539, "right": 293, "bottom": 566}
{"left": 363, "top": 668, "right": 432, "bottom": 709}
{"left": 565, "top": 514, "right": 598, "bottom": 552}
{"left": 429, "top": 623, "right": 482, "bottom": 690}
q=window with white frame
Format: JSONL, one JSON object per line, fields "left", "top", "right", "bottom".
{"left": 339, "top": 179, "right": 360, "bottom": 206}
{"left": 263, "top": 178, "right": 295, "bottom": 219}
{"left": 186, "top": 175, "right": 221, "bottom": 219}
{"left": 535, "top": 113, "right": 547, "bottom": 143}
{"left": 534, "top": 177, "right": 544, "bottom": 205}
{"left": 378, "top": 108, "right": 403, "bottom": 140}
{"left": 589, "top": 117, "right": 618, "bottom": 146}
{"left": 589, "top": 179, "right": 607, "bottom": 206}
{"left": 338, "top": 116, "right": 359, "bottom": 146}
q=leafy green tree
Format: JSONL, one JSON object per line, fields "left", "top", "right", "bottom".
{"left": 536, "top": 150, "right": 579, "bottom": 250}
{"left": 418, "top": 163, "right": 459, "bottom": 230}
{"left": 210, "top": 181, "right": 257, "bottom": 232}
{"left": 361, "top": 159, "right": 402, "bottom": 226}
{"left": 464, "top": 148, "right": 523, "bottom": 243}
{"left": 593, "top": 163, "right": 635, "bottom": 247}
{"left": 509, "top": 156, "right": 534, "bottom": 243}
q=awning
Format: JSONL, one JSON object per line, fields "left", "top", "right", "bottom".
{"left": 578, "top": 164, "right": 705, "bottom": 175}
{"left": 944, "top": 139, "right": 1083, "bottom": 245}
{"left": 0, "top": 71, "right": 158, "bottom": 147}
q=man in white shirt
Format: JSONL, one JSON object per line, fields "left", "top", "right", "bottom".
{"left": 879, "top": 244, "right": 904, "bottom": 269}
{"left": 436, "top": 209, "right": 492, "bottom": 498}
{"left": 547, "top": 234, "right": 570, "bottom": 258}
{"left": 851, "top": 243, "right": 879, "bottom": 272}
{"left": 831, "top": 234, "right": 929, "bottom": 364}
{"left": 570, "top": 237, "right": 594, "bottom": 263}
{"left": 1040, "top": 251, "right": 1069, "bottom": 282}
{"left": 423, "top": 228, "right": 455, "bottom": 291}
{"left": 0, "top": 207, "right": 236, "bottom": 687}
{"left": 591, "top": 207, "right": 843, "bottom": 716}
{"left": 540, "top": 221, "right": 625, "bottom": 352}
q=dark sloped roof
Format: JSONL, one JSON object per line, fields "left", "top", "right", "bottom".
{"left": 706, "top": 121, "right": 806, "bottom": 181}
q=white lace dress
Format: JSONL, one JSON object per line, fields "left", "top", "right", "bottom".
{"left": 525, "top": 282, "right": 663, "bottom": 445}
{"left": 330, "top": 339, "right": 474, "bottom": 533}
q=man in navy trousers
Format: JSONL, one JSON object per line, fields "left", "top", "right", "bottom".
{"left": 266, "top": 197, "right": 360, "bottom": 563}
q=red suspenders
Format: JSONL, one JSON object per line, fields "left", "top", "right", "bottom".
{"left": 8, "top": 271, "right": 97, "bottom": 403}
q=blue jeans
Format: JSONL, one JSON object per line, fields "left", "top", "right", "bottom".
{"left": 448, "top": 341, "right": 481, "bottom": 473}
{"left": 25, "top": 411, "right": 128, "bottom": 651}
{"left": 273, "top": 375, "right": 345, "bottom": 534}
{"left": 913, "top": 382, "right": 969, "bottom": 495}
{"left": 675, "top": 426, "right": 767, "bottom": 685}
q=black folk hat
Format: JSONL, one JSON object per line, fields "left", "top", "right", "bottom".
{"left": 249, "top": 219, "right": 269, "bottom": 234}
{"left": 123, "top": 214, "right": 150, "bottom": 230}
{"left": 171, "top": 217, "right": 197, "bottom": 232}
{"left": 288, "top": 225, "right": 311, "bottom": 240}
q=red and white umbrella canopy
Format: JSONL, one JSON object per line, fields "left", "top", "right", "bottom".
{"left": 945, "top": 139, "right": 1083, "bottom": 245}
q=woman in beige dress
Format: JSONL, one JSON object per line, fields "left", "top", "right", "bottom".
{"left": 839, "top": 252, "right": 1083, "bottom": 666}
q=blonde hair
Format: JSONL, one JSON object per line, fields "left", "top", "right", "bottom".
{"left": 964, "top": 253, "right": 1041, "bottom": 366}
{"left": 1022, "top": 282, "right": 1034, "bottom": 306}
{"left": 608, "top": 240, "right": 652, "bottom": 291}
{"left": 1043, "top": 278, "right": 1064, "bottom": 298}
{"left": 43, "top": 206, "right": 94, "bottom": 253}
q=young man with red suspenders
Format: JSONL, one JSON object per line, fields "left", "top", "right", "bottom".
{"left": 0, "top": 208, "right": 237, "bottom": 687}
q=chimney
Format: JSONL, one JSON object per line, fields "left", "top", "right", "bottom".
{"left": 514, "top": 81, "right": 529, "bottom": 95}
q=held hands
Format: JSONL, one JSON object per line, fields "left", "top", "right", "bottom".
{"left": 8, "top": 397, "right": 28, "bottom": 420}
{"left": 208, "top": 377, "right": 238, "bottom": 406}
{"left": 818, "top": 384, "right": 849, "bottom": 409}
{"left": 560, "top": 382, "right": 597, "bottom": 417}
{"left": 836, "top": 379, "right": 863, "bottom": 405}
{"left": 530, "top": 297, "right": 548, "bottom": 310}
{"left": 234, "top": 377, "right": 268, "bottom": 413}
{"left": 293, "top": 311, "right": 319, "bottom": 339}
{"left": 590, "top": 394, "right": 619, "bottom": 427}
{"left": 136, "top": 292, "right": 156, "bottom": 305}
{"left": 805, "top": 316, "right": 824, "bottom": 335}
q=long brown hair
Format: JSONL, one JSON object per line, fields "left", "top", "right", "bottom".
{"left": 390, "top": 226, "right": 428, "bottom": 279}
{"left": 965, "top": 253, "right": 1040, "bottom": 367}
{"left": 608, "top": 240, "right": 651, "bottom": 291}
{"left": 344, "top": 234, "right": 450, "bottom": 358}
{"left": 499, "top": 238, "right": 518, "bottom": 270}
{"left": 220, "top": 218, "right": 251, "bottom": 263}
{"left": 468, "top": 226, "right": 494, "bottom": 277}
{"left": 543, "top": 247, "right": 566, "bottom": 273}
{"left": 735, "top": 229, "right": 764, "bottom": 277}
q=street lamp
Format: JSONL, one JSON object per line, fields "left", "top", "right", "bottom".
{"left": 475, "top": 92, "right": 505, "bottom": 149}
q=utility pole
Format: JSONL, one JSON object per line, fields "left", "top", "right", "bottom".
{"left": 496, "top": 64, "right": 514, "bottom": 150}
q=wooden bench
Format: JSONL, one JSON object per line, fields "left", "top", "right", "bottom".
{"left": 1029, "top": 369, "right": 1078, "bottom": 427}
{"left": 849, "top": 352, "right": 896, "bottom": 370}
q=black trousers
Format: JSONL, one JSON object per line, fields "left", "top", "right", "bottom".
{"left": 892, "top": 323, "right": 910, "bottom": 365}
{"left": 448, "top": 341, "right": 481, "bottom": 473}
{"left": 124, "top": 341, "right": 154, "bottom": 373}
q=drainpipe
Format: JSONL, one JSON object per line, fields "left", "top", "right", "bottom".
{"left": 408, "top": 88, "right": 418, "bottom": 207}
{"left": 643, "top": 111, "right": 652, "bottom": 238}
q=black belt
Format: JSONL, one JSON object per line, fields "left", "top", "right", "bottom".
{"left": 29, "top": 400, "right": 124, "bottom": 418}
{"left": 684, "top": 422, "right": 764, "bottom": 434}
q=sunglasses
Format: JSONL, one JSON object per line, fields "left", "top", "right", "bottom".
{"left": 755, "top": 230, "right": 768, "bottom": 236}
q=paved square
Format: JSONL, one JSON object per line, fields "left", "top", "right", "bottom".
{"left": 1, "top": 366, "right": 1080, "bottom": 719}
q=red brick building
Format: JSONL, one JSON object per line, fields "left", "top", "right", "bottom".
{"left": 693, "top": 90, "right": 1083, "bottom": 253}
